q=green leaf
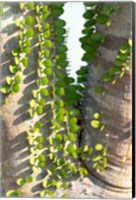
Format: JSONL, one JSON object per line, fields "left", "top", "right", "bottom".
{"left": 93, "top": 86, "right": 104, "bottom": 94}
{"left": 102, "top": 157, "right": 107, "bottom": 167}
{"left": 101, "top": 73, "right": 113, "bottom": 82}
{"left": 70, "top": 124, "right": 79, "bottom": 133}
{"left": 21, "top": 57, "right": 28, "bottom": 67}
{"left": 56, "top": 87, "right": 65, "bottom": 96}
{"left": 36, "top": 143, "right": 43, "bottom": 150}
{"left": 36, "top": 99, "right": 46, "bottom": 106}
{"left": 92, "top": 155, "right": 103, "bottom": 162}
{"left": 14, "top": 75, "right": 21, "bottom": 84}
{"left": 56, "top": 45, "right": 67, "bottom": 53}
{"left": 120, "top": 43, "right": 130, "bottom": 54}
{"left": 56, "top": 80, "right": 65, "bottom": 88}
{"left": 30, "top": 147, "right": 36, "bottom": 154}
{"left": 50, "top": 146, "right": 55, "bottom": 153}
{"left": 23, "top": 47, "right": 31, "bottom": 54}
{"left": 28, "top": 137, "right": 34, "bottom": 145}
{"left": 34, "top": 121, "right": 41, "bottom": 130}
{"left": 12, "top": 84, "right": 20, "bottom": 93}
{"left": 95, "top": 144, "right": 103, "bottom": 151}
{"left": 44, "top": 40, "right": 52, "bottom": 48}
{"left": 36, "top": 106, "right": 43, "bottom": 115}
{"left": 69, "top": 109, "right": 80, "bottom": 116}
{"left": 42, "top": 180, "right": 48, "bottom": 188}
{"left": 40, "top": 88, "right": 49, "bottom": 96}
{"left": 29, "top": 108, "right": 35, "bottom": 118}
{"left": 43, "top": 30, "right": 51, "bottom": 38}
{"left": 19, "top": 3, "right": 25, "bottom": 10}
{"left": 43, "top": 23, "right": 50, "bottom": 30}
{"left": 35, "top": 136, "right": 43, "bottom": 143}
{"left": 6, "top": 76, "right": 12, "bottom": 85}
{"left": 38, "top": 161, "right": 45, "bottom": 168}
{"left": 0, "top": 85, "right": 10, "bottom": 94}
{"left": 43, "top": 50, "right": 50, "bottom": 58}
{"left": 26, "top": 2, "right": 34, "bottom": 9}
{"left": 93, "top": 112, "right": 101, "bottom": 119}
{"left": 15, "top": 18, "right": 21, "bottom": 27}
{"left": 91, "top": 33, "right": 104, "bottom": 42}
{"left": 26, "top": 28, "right": 34, "bottom": 37}
{"left": 32, "top": 90, "right": 38, "bottom": 98}
{"left": 67, "top": 144, "right": 74, "bottom": 154}
{"left": 55, "top": 28, "right": 66, "bottom": 35}
{"left": 117, "top": 52, "right": 128, "bottom": 61}
{"left": 38, "top": 154, "right": 46, "bottom": 162}
{"left": 108, "top": 66, "right": 121, "bottom": 75}
{"left": 51, "top": 8, "right": 64, "bottom": 17}
{"left": 103, "top": 5, "right": 115, "bottom": 15}
{"left": 29, "top": 157, "right": 36, "bottom": 165}
{"left": 36, "top": 5, "right": 40, "bottom": 13}
{"left": 6, "top": 190, "right": 18, "bottom": 197}
{"left": 41, "top": 77, "right": 49, "bottom": 85}
{"left": 56, "top": 107, "right": 65, "bottom": 115}
{"left": 46, "top": 190, "right": 54, "bottom": 197}
{"left": 9, "top": 65, "right": 18, "bottom": 74}
{"left": 96, "top": 14, "right": 110, "bottom": 24}
{"left": 25, "top": 15, "right": 33, "bottom": 25}
{"left": 61, "top": 182, "right": 68, "bottom": 189}
{"left": 88, "top": 147, "right": 93, "bottom": 155}
{"left": 128, "top": 38, "right": 132, "bottom": 46}
{"left": 68, "top": 133, "right": 75, "bottom": 142}
{"left": 54, "top": 19, "right": 66, "bottom": 28}
{"left": 114, "top": 59, "right": 124, "bottom": 67}
{"left": 55, "top": 99, "right": 64, "bottom": 107}
{"left": 43, "top": 59, "right": 52, "bottom": 68}
{"left": 29, "top": 99, "right": 36, "bottom": 108}
{"left": 43, "top": 68, "right": 52, "bottom": 75}
{"left": 40, "top": 191, "right": 46, "bottom": 197}
{"left": 47, "top": 169, "right": 52, "bottom": 176}
{"left": 55, "top": 134, "right": 63, "bottom": 142}
{"left": 32, "top": 166, "right": 39, "bottom": 173}
{"left": 69, "top": 117, "right": 77, "bottom": 125}
{"left": 83, "top": 145, "right": 89, "bottom": 152}
{"left": 25, "top": 176, "right": 33, "bottom": 183}
{"left": 14, "top": 56, "right": 20, "bottom": 65}
{"left": 90, "top": 120, "right": 101, "bottom": 129}
{"left": 50, "top": 179, "right": 56, "bottom": 186}
{"left": 12, "top": 47, "right": 20, "bottom": 56}
{"left": 16, "top": 178, "right": 25, "bottom": 186}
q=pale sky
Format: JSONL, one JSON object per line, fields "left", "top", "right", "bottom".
{"left": 61, "top": 2, "right": 86, "bottom": 80}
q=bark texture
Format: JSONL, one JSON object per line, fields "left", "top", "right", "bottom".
{"left": 82, "top": 2, "right": 132, "bottom": 198}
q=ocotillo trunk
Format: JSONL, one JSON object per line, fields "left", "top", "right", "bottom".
{"left": 82, "top": 2, "right": 132, "bottom": 198}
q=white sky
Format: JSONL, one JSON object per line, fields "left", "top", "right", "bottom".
{"left": 61, "top": 2, "right": 86, "bottom": 80}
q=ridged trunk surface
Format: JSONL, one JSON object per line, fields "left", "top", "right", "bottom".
{"left": 82, "top": 2, "right": 132, "bottom": 198}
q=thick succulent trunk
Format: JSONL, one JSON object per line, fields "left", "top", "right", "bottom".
{"left": 82, "top": 2, "right": 132, "bottom": 198}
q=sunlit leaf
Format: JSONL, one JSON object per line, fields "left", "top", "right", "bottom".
{"left": 90, "top": 120, "right": 101, "bottom": 129}
{"left": 25, "top": 15, "right": 33, "bottom": 25}
{"left": 95, "top": 144, "right": 103, "bottom": 151}
{"left": 26, "top": 28, "right": 34, "bottom": 37}
{"left": 25, "top": 176, "right": 33, "bottom": 183}
{"left": 14, "top": 75, "right": 21, "bottom": 84}
{"left": 38, "top": 154, "right": 46, "bottom": 162}
{"left": 16, "top": 178, "right": 24, "bottom": 186}
{"left": 12, "top": 84, "right": 20, "bottom": 93}
{"left": 36, "top": 143, "right": 43, "bottom": 150}
{"left": 66, "top": 144, "right": 74, "bottom": 154}
{"left": 35, "top": 136, "right": 43, "bottom": 143}
{"left": 92, "top": 155, "right": 103, "bottom": 162}
{"left": 9, "top": 65, "right": 18, "bottom": 74}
